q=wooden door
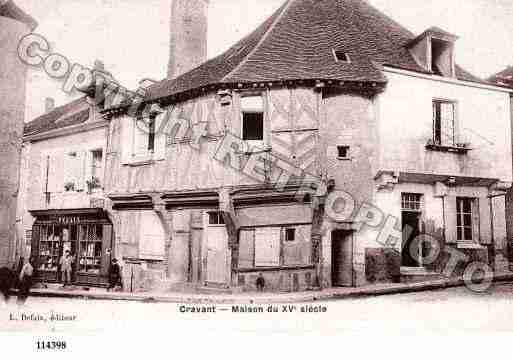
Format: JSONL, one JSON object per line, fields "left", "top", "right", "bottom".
{"left": 204, "top": 216, "right": 229, "bottom": 285}
{"left": 331, "top": 231, "right": 353, "bottom": 287}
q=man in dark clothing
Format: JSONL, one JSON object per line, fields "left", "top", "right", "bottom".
{"left": 0, "top": 267, "right": 15, "bottom": 303}
{"left": 256, "top": 273, "right": 265, "bottom": 292}
{"left": 17, "top": 257, "right": 34, "bottom": 305}
{"left": 107, "top": 258, "right": 122, "bottom": 291}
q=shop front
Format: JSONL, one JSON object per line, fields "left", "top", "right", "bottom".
{"left": 29, "top": 208, "right": 114, "bottom": 287}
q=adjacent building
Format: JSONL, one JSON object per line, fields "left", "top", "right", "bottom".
{"left": 0, "top": 0, "right": 37, "bottom": 267}
{"left": 489, "top": 66, "right": 513, "bottom": 270}
{"left": 18, "top": 95, "right": 111, "bottom": 287}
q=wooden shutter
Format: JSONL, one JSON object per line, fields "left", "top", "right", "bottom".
{"left": 255, "top": 227, "right": 281, "bottom": 267}
{"left": 101, "top": 225, "right": 113, "bottom": 276}
{"left": 238, "top": 230, "right": 255, "bottom": 268}
{"left": 48, "top": 153, "right": 65, "bottom": 193}
{"left": 154, "top": 111, "right": 167, "bottom": 160}
{"left": 77, "top": 150, "right": 88, "bottom": 191}
{"left": 41, "top": 154, "right": 50, "bottom": 193}
{"left": 120, "top": 115, "right": 133, "bottom": 164}
{"left": 472, "top": 199, "right": 480, "bottom": 243}
{"left": 30, "top": 225, "right": 40, "bottom": 270}
{"left": 479, "top": 197, "right": 492, "bottom": 245}
{"left": 444, "top": 196, "right": 457, "bottom": 244}
{"left": 138, "top": 212, "right": 165, "bottom": 260}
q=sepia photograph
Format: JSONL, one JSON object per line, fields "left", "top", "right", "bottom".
{"left": 1, "top": 0, "right": 513, "bottom": 355}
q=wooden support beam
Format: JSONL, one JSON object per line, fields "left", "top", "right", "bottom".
{"left": 219, "top": 188, "right": 240, "bottom": 286}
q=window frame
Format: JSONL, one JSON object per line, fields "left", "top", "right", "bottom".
{"left": 456, "top": 197, "right": 478, "bottom": 243}
{"left": 240, "top": 93, "right": 265, "bottom": 146}
{"left": 207, "top": 211, "right": 225, "bottom": 226}
{"left": 401, "top": 193, "right": 423, "bottom": 213}
{"left": 432, "top": 99, "right": 457, "bottom": 147}
{"left": 132, "top": 114, "right": 157, "bottom": 159}
{"left": 90, "top": 148, "right": 103, "bottom": 191}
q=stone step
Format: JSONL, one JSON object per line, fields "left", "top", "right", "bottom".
{"left": 400, "top": 267, "right": 444, "bottom": 284}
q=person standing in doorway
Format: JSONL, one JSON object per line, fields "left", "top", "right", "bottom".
{"left": 18, "top": 257, "right": 34, "bottom": 305}
{"left": 59, "top": 250, "right": 73, "bottom": 287}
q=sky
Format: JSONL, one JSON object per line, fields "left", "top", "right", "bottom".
{"left": 15, "top": 0, "right": 513, "bottom": 122}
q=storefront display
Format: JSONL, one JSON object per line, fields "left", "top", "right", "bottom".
{"left": 29, "top": 208, "right": 113, "bottom": 287}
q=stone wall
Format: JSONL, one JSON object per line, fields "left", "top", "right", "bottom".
{"left": 0, "top": 16, "right": 32, "bottom": 266}
{"left": 236, "top": 268, "right": 316, "bottom": 292}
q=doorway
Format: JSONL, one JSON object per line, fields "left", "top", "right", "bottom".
{"left": 331, "top": 230, "right": 353, "bottom": 287}
{"left": 204, "top": 212, "right": 229, "bottom": 286}
{"left": 401, "top": 211, "right": 422, "bottom": 267}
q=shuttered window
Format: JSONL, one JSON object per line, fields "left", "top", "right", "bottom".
{"left": 138, "top": 211, "right": 166, "bottom": 261}
{"left": 238, "top": 226, "right": 312, "bottom": 268}
{"left": 254, "top": 227, "right": 281, "bottom": 267}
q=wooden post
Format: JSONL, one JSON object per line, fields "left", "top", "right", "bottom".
{"left": 219, "top": 187, "right": 239, "bottom": 287}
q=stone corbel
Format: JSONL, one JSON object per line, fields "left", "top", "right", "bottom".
{"left": 375, "top": 171, "right": 399, "bottom": 191}
{"left": 150, "top": 193, "right": 171, "bottom": 240}
{"left": 434, "top": 181, "right": 449, "bottom": 198}
{"left": 489, "top": 181, "right": 512, "bottom": 198}
{"left": 218, "top": 187, "right": 239, "bottom": 249}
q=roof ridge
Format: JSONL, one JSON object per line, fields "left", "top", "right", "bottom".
{"left": 221, "top": 0, "right": 294, "bottom": 83}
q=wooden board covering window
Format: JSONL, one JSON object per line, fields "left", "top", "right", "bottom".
{"left": 254, "top": 227, "right": 281, "bottom": 267}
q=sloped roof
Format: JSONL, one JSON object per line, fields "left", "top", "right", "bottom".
{"left": 0, "top": 0, "right": 37, "bottom": 29}
{"left": 24, "top": 97, "right": 91, "bottom": 137}
{"left": 488, "top": 66, "right": 513, "bottom": 89}
{"left": 147, "top": 0, "right": 485, "bottom": 102}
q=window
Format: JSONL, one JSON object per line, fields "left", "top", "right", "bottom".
{"left": 134, "top": 115, "right": 156, "bottom": 156}
{"left": 402, "top": 193, "right": 423, "bottom": 212}
{"left": 241, "top": 95, "right": 264, "bottom": 142}
{"left": 456, "top": 197, "right": 478, "bottom": 242}
{"left": 285, "top": 228, "right": 295, "bottom": 242}
{"left": 90, "top": 149, "right": 103, "bottom": 189}
{"left": 333, "top": 49, "right": 350, "bottom": 63}
{"left": 337, "top": 145, "right": 350, "bottom": 159}
{"left": 238, "top": 226, "right": 312, "bottom": 269}
{"left": 208, "top": 212, "right": 225, "bottom": 225}
{"left": 433, "top": 100, "right": 456, "bottom": 147}
{"left": 431, "top": 38, "right": 454, "bottom": 77}
{"left": 78, "top": 224, "right": 103, "bottom": 274}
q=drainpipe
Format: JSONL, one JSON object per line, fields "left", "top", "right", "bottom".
{"left": 487, "top": 192, "right": 506, "bottom": 271}
{"left": 488, "top": 196, "right": 496, "bottom": 270}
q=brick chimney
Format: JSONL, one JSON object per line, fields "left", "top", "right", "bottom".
{"left": 168, "top": 0, "right": 209, "bottom": 79}
{"left": 45, "top": 97, "right": 55, "bottom": 113}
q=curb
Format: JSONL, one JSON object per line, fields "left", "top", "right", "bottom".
{"left": 25, "top": 273, "right": 513, "bottom": 304}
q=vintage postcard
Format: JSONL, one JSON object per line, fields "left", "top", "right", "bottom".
{"left": 1, "top": 0, "right": 513, "bottom": 355}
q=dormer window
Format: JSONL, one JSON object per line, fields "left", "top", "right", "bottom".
{"left": 408, "top": 27, "right": 458, "bottom": 78}
{"left": 431, "top": 38, "right": 455, "bottom": 77}
{"left": 333, "top": 49, "right": 350, "bottom": 63}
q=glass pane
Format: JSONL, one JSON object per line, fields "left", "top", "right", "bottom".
{"left": 242, "top": 112, "right": 264, "bottom": 141}
{"left": 463, "top": 199, "right": 472, "bottom": 213}
{"left": 463, "top": 214, "right": 472, "bottom": 226}
{"left": 464, "top": 227, "right": 473, "bottom": 242}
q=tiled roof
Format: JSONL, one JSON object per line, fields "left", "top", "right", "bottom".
{"left": 0, "top": 0, "right": 37, "bottom": 29}
{"left": 488, "top": 66, "right": 513, "bottom": 89}
{"left": 147, "top": 0, "right": 485, "bottom": 102}
{"left": 24, "top": 97, "right": 91, "bottom": 137}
